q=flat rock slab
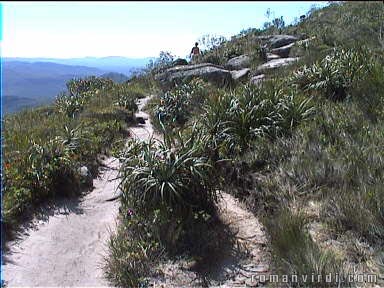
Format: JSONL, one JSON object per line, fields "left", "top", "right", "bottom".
{"left": 268, "top": 35, "right": 298, "bottom": 48}
{"left": 225, "top": 54, "right": 251, "bottom": 70}
{"left": 271, "top": 42, "right": 295, "bottom": 58}
{"left": 230, "top": 68, "right": 250, "bottom": 82}
{"left": 156, "top": 63, "right": 233, "bottom": 89}
{"left": 255, "top": 57, "right": 300, "bottom": 74}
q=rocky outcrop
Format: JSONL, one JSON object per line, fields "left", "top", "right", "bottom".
{"left": 172, "top": 58, "right": 188, "bottom": 66}
{"left": 254, "top": 57, "right": 300, "bottom": 75}
{"left": 270, "top": 42, "right": 295, "bottom": 58}
{"left": 268, "top": 35, "right": 298, "bottom": 48}
{"left": 156, "top": 63, "right": 233, "bottom": 88}
{"left": 230, "top": 68, "right": 250, "bottom": 82}
{"left": 225, "top": 54, "right": 251, "bottom": 70}
{"left": 254, "top": 34, "right": 298, "bottom": 49}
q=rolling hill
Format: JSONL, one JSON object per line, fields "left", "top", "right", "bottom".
{"left": 2, "top": 61, "right": 105, "bottom": 114}
{"left": 2, "top": 56, "right": 154, "bottom": 114}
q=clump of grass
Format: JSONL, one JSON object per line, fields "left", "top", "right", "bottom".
{"left": 263, "top": 209, "right": 352, "bottom": 287}
{"left": 104, "top": 210, "right": 164, "bottom": 288}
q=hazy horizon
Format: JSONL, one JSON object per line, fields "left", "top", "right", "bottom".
{"left": 3, "top": 55, "right": 155, "bottom": 60}
{"left": 2, "top": 1, "right": 329, "bottom": 59}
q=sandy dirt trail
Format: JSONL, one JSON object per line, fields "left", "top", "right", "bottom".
{"left": 3, "top": 95, "right": 270, "bottom": 287}
{"left": 2, "top": 96, "right": 154, "bottom": 287}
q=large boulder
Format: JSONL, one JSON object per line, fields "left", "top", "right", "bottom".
{"left": 268, "top": 35, "right": 298, "bottom": 48}
{"left": 230, "top": 68, "right": 250, "bottom": 82}
{"left": 225, "top": 54, "right": 251, "bottom": 70}
{"left": 270, "top": 42, "right": 295, "bottom": 58}
{"left": 254, "top": 57, "right": 300, "bottom": 75}
{"left": 172, "top": 58, "right": 188, "bottom": 66}
{"left": 156, "top": 63, "right": 233, "bottom": 89}
{"left": 255, "top": 35, "right": 298, "bottom": 49}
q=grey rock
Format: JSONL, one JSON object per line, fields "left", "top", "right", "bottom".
{"left": 255, "top": 57, "right": 300, "bottom": 74}
{"left": 268, "top": 35, "right": 298, "bottom": 48}
{"left": 254, "top": 35, "right": 274, "bottom": 41}
{"left": 225, "top": 54, "right": 251, "bottom": 70}
{"left": 156, "top": 63, "right": 233, "bottom": 89}
{"left": 230, "top": 68, "right": 250, "bottom": 82}
{"left": 254, "top": 34, "right": 299, "bottom": 49}
{"left": 78, "top": 166, "right": 92, "bottom": 186}
{"left": 270, "top": 42, "right": 295, "bottom": 58}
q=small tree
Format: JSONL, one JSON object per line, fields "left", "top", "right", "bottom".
{"left": 272, "top": 16, "right": 285, "bottom": 34}
{"left": 147, "top": 51, "right": 175, "bottom": 74}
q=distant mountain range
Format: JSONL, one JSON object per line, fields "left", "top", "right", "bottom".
{"left": 2, "top": 56, "right": 155, "bottom": 114}
{"left": 4, "top": 56, "right": 155, "bottom": 75}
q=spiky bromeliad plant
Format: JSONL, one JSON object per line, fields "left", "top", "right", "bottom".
{"left": 199, "top": 81, "right": 315, "bottom": 157}
{"left": 291, "top": 47, "right": 375, "bottom": 101}
{"left": 119, "top": 134, "right": 217, "bottom": 219}
{"left": 117, "top": 125, "right": 219, "bottom": 251}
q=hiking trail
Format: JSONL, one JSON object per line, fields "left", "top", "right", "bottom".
{"left": 2, "top": 95, "right": 270, "bottom": 287}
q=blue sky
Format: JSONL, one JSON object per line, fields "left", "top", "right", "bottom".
{"left": 1, "top": 1, "right": 329, "bottom": 59}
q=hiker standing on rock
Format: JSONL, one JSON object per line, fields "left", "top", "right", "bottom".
{"left": 190, "top": 42, "right": 201, "bottom": 64}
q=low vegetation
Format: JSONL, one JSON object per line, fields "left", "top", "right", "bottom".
{"left": 105, "top": 2, "right": 383, "bottom": 286}
{"left": 2, "top": 75, "right": 154, "bottom": 233}
{"left": 3, "top": 1, "right": 383, "bottom": 287}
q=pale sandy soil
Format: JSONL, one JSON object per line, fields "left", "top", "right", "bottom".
{"left": 150, "top": 192, "right": 271, "bottom": 288}
{"left": 2, "top": 156, "right": 121, "bottom": 287}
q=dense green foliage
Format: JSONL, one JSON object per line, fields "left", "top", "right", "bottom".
{"left": 2, "top": 76, "right": 153, "bottom": 230}
{"left": 105, "top": 129, "right": 222, "bottom": 287}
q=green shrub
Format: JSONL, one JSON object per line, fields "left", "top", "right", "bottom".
{"left": 153, "top": 79, "right": 211, "bottom": 129}
{"left": 55, "top": 92, "right": 86, "bottom": 118}
{"left": 2, "top": 137, "right": 80, "bottom": 225}
{"left": 199, "top": 81, "right": 314, "bottom": 157}
{"left": 292, "top": 47, "right": 375, "bottom": 101}
{"left": 119, "top": 135, "right": 217, "bottom": 220}
{"left": 113, "top": 85, "right": 139, "bottom": 112}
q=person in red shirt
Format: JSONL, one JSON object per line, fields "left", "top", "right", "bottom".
{"left": 190, "top": 42, "right": 201, "bottom": 64}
